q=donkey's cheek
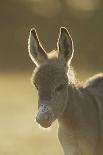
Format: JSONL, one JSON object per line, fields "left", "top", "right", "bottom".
{"left": 52, "top": 92, "right": 67, "bottom": 117}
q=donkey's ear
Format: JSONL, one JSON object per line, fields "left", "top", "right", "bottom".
{"left": 28, "top": 28, "right": 48, "bottom": 66}
{"left": 57, "top": 27, "right": 74, "bottom": 65}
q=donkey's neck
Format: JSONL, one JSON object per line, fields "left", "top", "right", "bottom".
{"left": 57, "top": 85, "right": 88, "bottom": 155}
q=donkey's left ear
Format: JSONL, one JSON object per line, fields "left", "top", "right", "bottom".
{"left": 57, "top": 27, "right": 74, "bottom": 65}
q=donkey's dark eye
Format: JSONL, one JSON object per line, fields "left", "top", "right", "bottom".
{"left": 55, "top": 84, "right": 65, "bottom": 92}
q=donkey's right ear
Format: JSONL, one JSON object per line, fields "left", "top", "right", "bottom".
{"left": 28, "top": 28, "right": 48, "bottom": 66}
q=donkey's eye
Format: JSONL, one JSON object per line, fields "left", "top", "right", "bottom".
{"left": 55, "top": 84, "right": 65, "bottom": 92}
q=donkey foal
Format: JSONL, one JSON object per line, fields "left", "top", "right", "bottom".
{"left": 28, "top": 27, "right": 103, "bottom": 155}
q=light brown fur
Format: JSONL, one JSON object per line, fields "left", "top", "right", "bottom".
{"left": 28, "top": 27, "right": 103, "bottom": 155}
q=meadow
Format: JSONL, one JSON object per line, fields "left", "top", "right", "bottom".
{"left": 0, "top": 71, "right": 93, "bottom": 155}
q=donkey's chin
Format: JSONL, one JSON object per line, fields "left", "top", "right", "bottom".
{"left": 39, "top": 122, "right": 52, "bottom": 128}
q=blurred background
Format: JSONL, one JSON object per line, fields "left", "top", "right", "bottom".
{"left": 0, "top": 0, "right": 103, "bottom": 155}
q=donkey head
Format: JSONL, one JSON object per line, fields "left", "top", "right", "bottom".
{"left": 28, "top": 27, "right": 74, "bottom": 128}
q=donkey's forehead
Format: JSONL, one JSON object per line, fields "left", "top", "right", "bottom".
{"left": 33, "top": 59, "right": 67, "bottom": 84}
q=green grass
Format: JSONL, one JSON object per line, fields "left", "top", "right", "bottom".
{"left": 0, "top": 71, "right": 93, "bottom": 155}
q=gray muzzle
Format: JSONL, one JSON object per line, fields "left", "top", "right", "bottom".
{"left": 36, "top": 103, "right": 54, "bottom": 128}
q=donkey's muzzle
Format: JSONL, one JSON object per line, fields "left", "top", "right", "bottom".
{"left": 36, "top": 104, "right": 53, "bottom": 128}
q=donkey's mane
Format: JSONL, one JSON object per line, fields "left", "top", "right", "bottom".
{"left": 67, "top": 66, "right": 77, "bottom": 85}
{"left": 47, "top": 50, "right": 58, "bottom": 59}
